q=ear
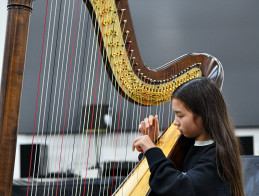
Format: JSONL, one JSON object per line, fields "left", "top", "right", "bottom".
{"left": 193, "top": 114, "right": 204, "bottom": 128}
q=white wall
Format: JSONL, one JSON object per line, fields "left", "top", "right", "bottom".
{"left": 13, "top": 127, "right": 259, "bottom": 179}
{"left": 0, "top": 0, "right": 8, "bottom": 84}
{"left": 14, "top": 132, "right": 139, "bottom": 179}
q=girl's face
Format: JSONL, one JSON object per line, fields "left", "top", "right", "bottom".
{"left": 172, "top": 98, "right": 210, "bottom": 141}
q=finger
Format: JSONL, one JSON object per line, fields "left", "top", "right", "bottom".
{"left": 132, "top": 144, "right": 135, "bottom": 151}
{"left": 136, "top": 146, "right": 143, "bottom": 153}
{"left": 141, "top": 121, "right": 146, "bottom": 129}
{"left": 154, "top": 115, "right": 158, "bottom": 124}
{"left": 132, "top": 139, "right": 137, "bottom": 151}
{"left": 134, "top": 139, "right": 145, "bottom": 153}
{"left": 149, "top": 115, "right": 154, "bottom": 126}
{"left": 133, "top": 141, "right": 142, "bottom": 152}
{"left": 139, "top": 123, "right": 143, "bottom": 133}
{"left": 140, "top": 121, "right": 146, "bottom": 134}
{"left": 153, "top": 115, "right": 159, "bottom": 129}
{"left": 132, "top": 136, "right": 141, "bottom": 151}
{"left": 144, "top": 118, "right": 149, "bottom": 128}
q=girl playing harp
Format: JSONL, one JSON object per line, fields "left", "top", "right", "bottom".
{"left": 133, "top": 77, "right": 244, "bottom": 196}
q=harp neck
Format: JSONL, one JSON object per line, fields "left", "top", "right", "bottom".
{"left": 85, "top": 0, "right": 223, "bottom": 106}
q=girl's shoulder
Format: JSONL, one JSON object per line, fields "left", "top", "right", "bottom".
{"left": 193, "top": 142, "right": 216, "bottom": 161}
{"left": 182, "top": 143, "right": 216, "bottom": 170}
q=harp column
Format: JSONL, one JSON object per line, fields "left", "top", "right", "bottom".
{"left": 0, "top": 0, "right": 33, "bottom": 195}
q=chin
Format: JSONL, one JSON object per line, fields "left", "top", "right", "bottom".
{"left": 182, "top": 134, "right": 193, "bottom": 139}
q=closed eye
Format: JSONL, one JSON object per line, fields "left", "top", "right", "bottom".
{"left": 175, "top": 111, "right": 184, "bottom": 118}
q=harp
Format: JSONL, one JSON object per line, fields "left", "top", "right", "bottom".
{"left": 0, "top": 0, "right": 223, "bottom": 195}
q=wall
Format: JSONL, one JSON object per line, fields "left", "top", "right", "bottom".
{"left": 17, "top": 0, "right": 259, "bottom": 135}
{"left": 0, "top": 0, "right": 7, "bottom": 85}
{"left": 14, "top": 132, "right": 139, "bottom": 179}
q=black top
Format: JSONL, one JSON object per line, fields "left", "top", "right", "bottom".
{"left": 144, "top": 143, "right": 232, "bottom": 196}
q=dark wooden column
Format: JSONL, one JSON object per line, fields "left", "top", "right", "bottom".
{"left": 0, "top": 0, "right": 33, "bottom": 195}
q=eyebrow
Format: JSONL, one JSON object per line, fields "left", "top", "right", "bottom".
{"left": 174, "top": 111, "right": 182, "bottom": 114}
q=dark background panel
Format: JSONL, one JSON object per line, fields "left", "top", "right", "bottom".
{"left": 18, "top": 0, "right": 259, "bottom": 134}
{"left": 128, "top": 0, "right": 259, "bottom": 127}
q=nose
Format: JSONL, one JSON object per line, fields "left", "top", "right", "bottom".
{"left": 173, "top": 118, "right": 180, "bottom": 127}
{"left": 173, "top": 120, "right": 179, "bottom": 127}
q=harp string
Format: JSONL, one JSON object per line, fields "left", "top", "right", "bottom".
{"left": 134, "top": 71, "right": 142, "bottom": 180}
{"left": 110, "top": 2, "right": 146, "bottom": 193}
{"left": 71, "top": 9, "right": 91, "bottom": 195}
{"left": 79, "top": 3, "right": 100, "bottom": 196}
{"left": 86, "top": 1, "right": 115, "bottom": 192}
{"left": 27, "top": 0, "right": 49, "bottom": 194}
{"left": 76, "top": 4, "right": 102, "bottom": 194}
{"left": 110, "top": 41, "right": 132, "bottom": 194}
{"left": 72, "top": 7, "right": 92, "bottom": 193}
{"left": 94, "top": 6, "right": 119, "bottom": 195}
{"left": 106, "top": 16, "right": 123, "bottom": 196}
{"left": 116, "top": 29, "right": 130, "bottom": 188}
{"left": 25, "top": 0, "right": 168, "bottom": 195}
{"left": 40, "top": 0, "right": 66, "bottom": 193}
{"left": 161, "top": 102, "right": 165, "bottom": 139}
{"left": 60, "top": 0, "right": 94, "bottom": 194}
{"left": 44, "top": 0, "right": 75, "bottom": 194}
{"left": 47, "top": 0, "right": 76, "bottom": 193}
{"left": 81, "top": 3, "right": 113, "bottom": 196}
{"left": 102, "top": 24, "right": 125, "bottom": 194}
{"left": 97, "top": 4, "right": 119, "bottom": 194}
{"left": 75, "top": 4, "right": 100, "bottom": 196}
{"left": 100, "top": 3, "right": 134, "bottom": 195}
{"left": 33, "top": 0, "right": 60, "bottom": 193}
{"left": 51, "top": 0, "right": 78, "bottom": 193}
{"left": 31, "top": 0, "right": 81, "bottom": 193}
{"left": 60, "top": 1, "right": 88, "bottom": 194}
{"left": 148, "top": 80, "right": 154, "bottom": 145}
{"left": 95, "top": 1, "right": 124, "bottom": 195}
{"left": 79, "top": 1, "right": 119, "bottom": 195}
{"left": 119, "top": 44, "right": 135, "bottom": 189}
{"left": 55, "top": 0, "right": 82, "bottom": 190}
{"left": 41, "top": 0, "right": 67, "bottom": 193}
{"left": 28, "top": 0, "right": 82, "bottom": 194}
{"left": 73, "top": 5, "right": 94, "bottom": 194}
{"left": 113, "top": 5, "right": 128, "bottom": 193}
{"left": 123, "top": 49, "right": 134, "bottom": 177}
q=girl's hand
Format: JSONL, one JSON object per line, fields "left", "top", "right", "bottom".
{"left": 132, "top": 135, "right": 156, "bottom": 153}
{"left": 139, "top": 115, "right": 160, "bottom": 142}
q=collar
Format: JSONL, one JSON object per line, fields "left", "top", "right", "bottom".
{"left": 194, "top": 140, "right": 214, "bottom": 146}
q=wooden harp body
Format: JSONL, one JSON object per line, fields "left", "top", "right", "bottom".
{"left": 0, "top": 0, "right": 223, "bottom": 195}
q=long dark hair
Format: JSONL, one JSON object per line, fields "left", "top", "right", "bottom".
{"left": 172, "top": 77, "right": 244, "bottom": 196}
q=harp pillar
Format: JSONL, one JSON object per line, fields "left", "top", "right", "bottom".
{"left": 0, "top": 0, "right": 33, "bottom": 195}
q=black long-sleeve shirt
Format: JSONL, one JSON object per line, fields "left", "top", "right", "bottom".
{"left": 144, "top": 142, "right": 231, "bottom": 196}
